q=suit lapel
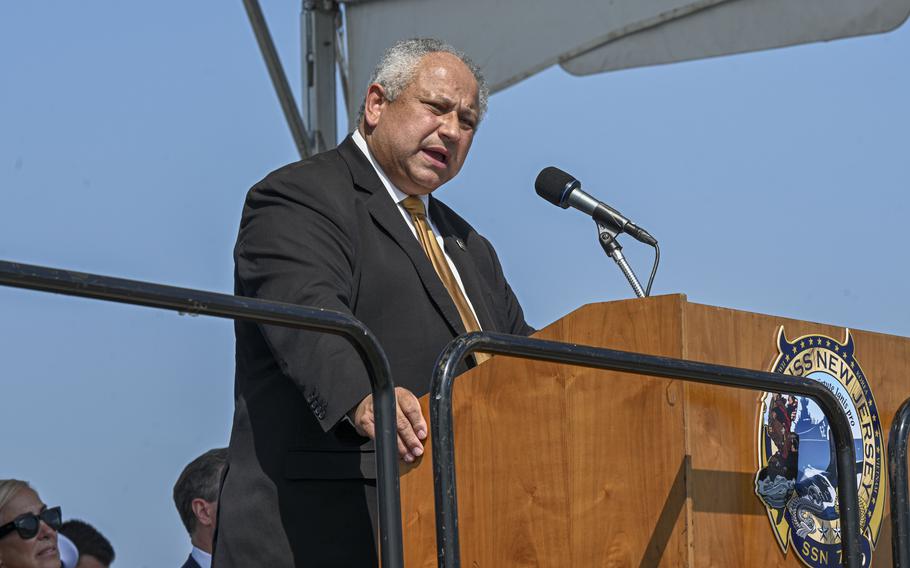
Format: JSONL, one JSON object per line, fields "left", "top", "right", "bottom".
{"left": 429, "top": 198, "right": 498, "bottom": 333}
{"left": 337, "top": 136, "right": 466, "bottom": 336}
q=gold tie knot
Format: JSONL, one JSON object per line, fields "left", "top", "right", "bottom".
{"left": 401, "top": 196, "right": 426, "bottom": 219}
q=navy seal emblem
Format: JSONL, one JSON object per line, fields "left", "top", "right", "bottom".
{"left": 755, "top": 328, "right": 883, "bottom": 568}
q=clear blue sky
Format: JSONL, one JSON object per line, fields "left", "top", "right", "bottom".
{"left": 1, "top": 2, "right": 908, "bottom": 566}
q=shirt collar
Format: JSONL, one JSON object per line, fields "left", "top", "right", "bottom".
{"left": 191, "top": 545, "right": 212, "bottom": 568}
{"left": 351, "top": 129, "right": 429, "bottom": 211}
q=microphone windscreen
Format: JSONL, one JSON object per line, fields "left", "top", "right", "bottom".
{"left": 535, "top": 166, "right": 578, "bottom": 208}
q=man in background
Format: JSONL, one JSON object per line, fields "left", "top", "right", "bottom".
{"left": 59, "top": 520, "right": 115, "bottom": 568}
{"left": 173, "top": 448, "right": 227, "bottom": 568}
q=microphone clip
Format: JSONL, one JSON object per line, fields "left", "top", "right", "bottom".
{"left": 596, "top": 221, "right": 622, "bottom": 256}
{"left": 595, "top": 221, "right": 646, "bottom": 298}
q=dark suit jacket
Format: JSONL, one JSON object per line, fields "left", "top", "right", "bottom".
{"left": 214, "top": 136, "right": 532, "bottom": 567}
{"left": 181, "top": 553, "right": 202, "bottom": 568}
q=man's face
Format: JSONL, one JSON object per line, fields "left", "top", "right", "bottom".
{"left": 364, "top": 52, "right": 480, "bottom": 196}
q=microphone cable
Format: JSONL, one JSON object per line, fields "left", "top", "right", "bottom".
{"left": 645, "top": 242, "right": 659, "bottom": 297}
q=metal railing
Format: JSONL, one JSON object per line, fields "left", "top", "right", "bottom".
{"left": 0, "top": 260, "right": 404, "bottom": 568}
{"left": 429, "top": 331, "right": 864, "bottom": 568}
{"left": 890, "top": 397, "right": 910, "bottom": 568}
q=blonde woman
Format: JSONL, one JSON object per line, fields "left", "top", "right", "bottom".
{"left": 0, "top": 480, "right": 61, "bottom": 568}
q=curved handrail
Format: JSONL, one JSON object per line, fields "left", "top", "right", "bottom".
{"left": 889, "top": 397, "right": 910, "bottom": 567}
{"left": 429, "top": 331, "right": 862, "bottom": 568}
{"left": 0, "top": 260, "right": 403, "bottom": 568}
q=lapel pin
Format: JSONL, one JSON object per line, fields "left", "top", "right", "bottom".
{"left": 455, "top": 238, "right": 466, "bottom": 251}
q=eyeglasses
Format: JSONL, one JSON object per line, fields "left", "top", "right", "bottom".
{"left": 0, "top": 507, "right": 62, "bottom": 540}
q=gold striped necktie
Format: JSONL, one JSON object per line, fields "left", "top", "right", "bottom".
{"left": 401, "top": 196, "right": 489, "bottom": 364}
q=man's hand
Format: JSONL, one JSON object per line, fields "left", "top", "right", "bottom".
{"left": 351, "top": 387, "right": 427, "bottom": 463}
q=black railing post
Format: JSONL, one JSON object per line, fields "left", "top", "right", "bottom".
{"left": 429, "top": 331, "right": 863, "bottom": 568}
{"left": 890, "top": 397, "right": 910, "bottom": 568}
{"left": 0, "top": 260, "right": 403, "bottom": 568}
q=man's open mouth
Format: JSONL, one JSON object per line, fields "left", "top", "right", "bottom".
{"left": 422, "top": 149, "right": 448, "bottom": 165}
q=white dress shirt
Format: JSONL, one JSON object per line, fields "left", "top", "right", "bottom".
{"left": 351, "top": 130, "right": 481, "bottom": 327}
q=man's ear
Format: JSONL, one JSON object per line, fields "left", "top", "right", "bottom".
{"left": 191, "top": 498, "right": 216, "bottom": 528}
{"left": 363, "top": 83, "right": 387, "bottom": 129}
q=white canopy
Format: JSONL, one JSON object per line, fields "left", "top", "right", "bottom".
{"left": 342, "top": 0, "right": 910, "bottom": 123}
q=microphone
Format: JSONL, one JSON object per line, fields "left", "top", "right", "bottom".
{"left": 535, "top": 166, "right": 657, "bottom": 246}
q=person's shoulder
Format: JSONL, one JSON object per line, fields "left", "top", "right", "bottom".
{"left": 258, "top": 147, "right": 354, "bottom": 198}
{"left": 241, "top": 146, "right": 360, "bottom": 218}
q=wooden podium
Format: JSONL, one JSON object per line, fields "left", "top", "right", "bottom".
{"left": 398, "top": 295, "right": 910, "bottom": 567}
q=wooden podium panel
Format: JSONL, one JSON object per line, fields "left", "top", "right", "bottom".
{"left": 684, "top": 303, "right": 910, "bottom": 567}
{"left": 398, "top": 295, "right": 910, "bottom": 567}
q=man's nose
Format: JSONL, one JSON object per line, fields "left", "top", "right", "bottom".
{"left": 437, "top": 111, "right": 461, "bottom": 141}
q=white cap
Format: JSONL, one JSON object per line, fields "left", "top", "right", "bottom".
{"left": 57, "top": 532, "right": 79, "bottom": 568}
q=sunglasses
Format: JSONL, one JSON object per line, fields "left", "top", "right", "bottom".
{"left": 0, "top": 507, "right": 62, "bottom": 540}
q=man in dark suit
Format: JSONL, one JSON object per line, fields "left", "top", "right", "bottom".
{"left": 173, "top": 448, "right": 227, "bottom": 568}
{"left": 214, "top": 38, "right": 533, "bottom": 567}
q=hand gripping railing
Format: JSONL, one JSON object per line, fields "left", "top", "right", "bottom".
{"left": 890, "top": 397, "right": 910, "bottom": 567}
{"left": 430, "top": 331, "right": 863, "bottom": 568}
{"left": 0, "top": 260, "right": 404, "bottom": 568}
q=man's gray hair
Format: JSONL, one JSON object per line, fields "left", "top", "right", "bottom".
{"left": 356, "top": 38, "right": 489, "bottom": 127}
{"left": 172, "top": 448, "right": 228, "bottom": 536}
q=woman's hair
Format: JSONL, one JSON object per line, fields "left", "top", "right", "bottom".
{"left": 0, "top": 480, "right": 31, "bottom": 516}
